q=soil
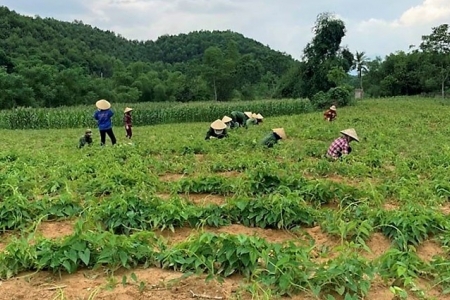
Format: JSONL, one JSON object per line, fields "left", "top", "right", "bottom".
{"left": 303, "top": 173, "right": 374, "bottom": 188}
{"left": 362, "top": 232, "right": 392, "bottom": 260}
{"left": 0, "top": 268, "right": 248, "bottom": 300}
{"left": 440, "top": 203, "right": 450, "bottom": 215}
{"left": 382, "top": 201, "right": 400, "bottom": 211}
{"left": 215, "top": 171, "right": 241, "bottom": 178}
{"left": 37, "top": 220, "right": 75, "bottom": 239}
{"left": 416, "top": 240, "right": 444, "bottom": 262}
{"left": 156, "top": 193, "right": 228, "bottom": 206}
{"left": 159, "top": 173, "right": 188, "bottom": 182}
{"left": 153, "top": 224, "right": 299, "bottom": 246}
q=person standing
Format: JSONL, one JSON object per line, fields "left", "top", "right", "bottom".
{"left": 123, "top": 107, "right": 133, "bottom": 139}
{"left": 93, "top": 99, "right": 117, "bottom": 146}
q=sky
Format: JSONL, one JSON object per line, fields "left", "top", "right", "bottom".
{"left": 1, "top": 0, "right": 450, "bottom": 60}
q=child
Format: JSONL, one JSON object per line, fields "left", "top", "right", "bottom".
{"left": 78, "top": 129, "right": 93, "bottom": 148}
{"left": 123, "top": 107, "right": 133, "bottom": 139}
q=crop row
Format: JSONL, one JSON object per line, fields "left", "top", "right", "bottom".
{"left": 2, "top": 190, "right": 448, "bottom": 252}
{"left": 0, "top": 98, "right": 312, "bottom": 129}
{"left": 2, "top": 227, "right": 450, "bottom": 299}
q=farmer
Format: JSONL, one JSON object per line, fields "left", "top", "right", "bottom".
{"left": 326, "top": 128, "right": 359, "bottom": 159}
{"left": 123, "top": 107, "right": 133, "bottom": 139}
{"left": 222, "top": 115, "right": 236, "bottom": 129}
{"left": 261, "top": 128, "right": 287, "bottom": 148}
{"left": 93, "top": 99, "right": 117, "bottom": 146}
{"left": 230, "top": 111, "right": 253, "bottom": 128}
{"left": 205, "top": 119, "right": 228, "bottom": 140}
{"left": 254, "top": 113, "right": 264, "bottom": 124}
{"left": 78, "top": 129, "right": 93, "bottom": 148}
{"left": 324, "top": 105, "right": 337, "bottom": 122}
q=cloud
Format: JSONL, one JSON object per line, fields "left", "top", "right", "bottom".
{"left": 347, "top": 0, "right": 450, "bottom": 58}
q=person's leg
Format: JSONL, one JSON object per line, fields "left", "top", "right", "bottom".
{"left": 126, "top": 127, "right": 132, "bottom": 139}
{"left": 99, "top": 130, "right": 106, "bottom": 146}
{"left": 106, "top": 128, "right": 117, "bottom": 145}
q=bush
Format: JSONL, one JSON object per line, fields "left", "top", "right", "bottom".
{"left": 311, "top": 85, "right": 352, "bottom": 109}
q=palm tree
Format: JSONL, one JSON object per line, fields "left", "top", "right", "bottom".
{"left": 353, "top": 51, "right": 369, "bottom": 90}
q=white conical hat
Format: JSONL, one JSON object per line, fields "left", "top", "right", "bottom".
{"left": 256, "top": 113, "right": 263, "bottom": 119}
{"left": 340, "top": 128, "right": 359, "bottom": 142}
{"left": 96, "top": 99, "right": 111, "bottom": 110}
{"left": 222, "top": 116, "right": 232, "bottom": 123}
{"left": 272, "top": 128, "right": 287, "bottom": 139}
{"left": 124, "top": 107, "right": 133, "bottom": 113}
{"left": 330, "top": 105, "right": 336, "bottom": 111}
{"left": 210, "top": 119, "right": 227, "bottom": 130}
{"left": 244, "top": 112, "right": 253, "bottom": 118}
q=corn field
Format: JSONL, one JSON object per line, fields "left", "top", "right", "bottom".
{"left": 0, "top": 99, "right": 313, "bottom": 130}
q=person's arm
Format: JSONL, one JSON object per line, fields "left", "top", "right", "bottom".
{"left": 205, "top": 128, "right": 212, "bottom": 140}
{"left": 78, "top": 137, "right": 84, "bottom": 148}
{"left": 93, "top": 110, "right": 99, "bottom": 120}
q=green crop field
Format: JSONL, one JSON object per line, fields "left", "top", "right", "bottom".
{"left": 1, "top": 97, "right": 450, "bottom": 300}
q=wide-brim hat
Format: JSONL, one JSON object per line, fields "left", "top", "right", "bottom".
{"left": 244, "top": 112, "right": 253, "bottom": 118}
{"left": 340, "top": 128, "right": 359, "bottom": 142}
{"left": 330, "top": 105, "right": 336, "bottom": 111}
{"left": 211, "top": 119, "right": 227, "bottom": 130}
{"left": 96, "top": 99, "right": 111, "bottom": 110}
{"left": 251, "top": 113, "right": 258, "bottom": 119}
{"left": 256, "top": 113, "right": 263, "bottom": 120}
{"left": 124, "top": 107, "right": 133, "bottom": 113}
{"left": 272, "top": 128, "right": 287, "bottom": 139}
{"left": 222, "top": 116, "right": 232, "bottom": 123}
{"left": 85, "top": 128, "right": 92, "bottom": 134}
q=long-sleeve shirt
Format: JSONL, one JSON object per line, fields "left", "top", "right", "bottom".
{"left": 245, "top": 118, "right": 257, "bottom": 128}
{"left": 79, "top": 135, "right": 93, "bottom": 148}
{"left": 94, "top": 109, "right": 114, "bottom": 130}
{"left": 327, "top": 137, "right": 350, "bottom": 159}
{"left": 260, "top": 132, "right": 281, "bottom": 148}
{"left": 205, "top": 128, "right": 228, "bottom": 140}
{"left": 123, "top": 113, "right": 132, "bottom": 127}
{"left": 324, "top": 109, "right": 337, "bottom": 121}
{"left": 230, "top": 111, "right": 248, "bottom": 127}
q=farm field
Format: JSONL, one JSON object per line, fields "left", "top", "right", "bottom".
{"left": 2, "top": 97, "right": 450, "bottom": 299}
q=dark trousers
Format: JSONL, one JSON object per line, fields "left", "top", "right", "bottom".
{"left": 125, "top": 126, "right": 132, "bottom": 139}
{"left": 99, "top": 128, "right": 116, "bottom": 145}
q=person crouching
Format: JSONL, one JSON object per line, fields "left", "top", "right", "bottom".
{"left": 261, "top": 128, "right": 287, "bottom": 148}
{"left": 222, "top": 115, "right": 237, "bottom": 129}
{"left": 79, "top": 129, "right": 93, "bottom": 148}
{"left": 205, "top": 119, "right": 228, "bottom": 140}
{"left": 324, "top": 105, "right": 337, "bottom": 122}
{"left": 326, "top": 128, "right": 359, "bottom": 159}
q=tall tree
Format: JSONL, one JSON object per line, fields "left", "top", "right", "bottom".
{"left": 420, "top": 24, "right": 450, "bottom": 98}
{"left": 353, "top": 51, "right": 368, "bottom": 90}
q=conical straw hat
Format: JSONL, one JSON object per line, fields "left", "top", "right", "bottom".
{"left": 330, "top": 105, "right": 336, "bottom": 111}
{"left": 96, "top": 99, "right": 111, "bottom": 110}
{"left": 211, "top": 119, "right": 227, "bottom": 130}
{"left": 124, "top": 107, "right": 133, "bottom": 113}
{"left": 251, "top": 113, "right": 258, "bottom": 119}
{"left": 340, "top": 128, "right": 359, "bottom": 142}
{"left": 222, "top": 116, "right": 232, "bottom": 123}
{"left": 272, "top": 128, "right": 287, "bottom": 139}
{"left": 256, "top": 113, "right": 263, "bottom": 119}
{"left": 244, "top": 112, "right": 252, "bottom": 118}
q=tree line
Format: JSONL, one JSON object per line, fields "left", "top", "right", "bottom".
{"left": 0, "top": 6, "right": 449, "bottom": 111}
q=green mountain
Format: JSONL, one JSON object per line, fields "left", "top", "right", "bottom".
{"left": 0, "top": 6, "right": 297, "bottom": 108}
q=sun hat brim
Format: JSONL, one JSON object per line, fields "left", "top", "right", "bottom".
{"left": 272, "top": 128, "right": 287, "bottom": 139}
{"left": 211, "top": 119, "right": 227, "bottom": 130}
{"left": 340, "top": 128, "right": 359, "bottom": 142}
{"left": 96, "top": 99, "right": 111, "bottom": 110}
{"left": 256, "top": 113, "right": 264, "bottom": 119}
{"left": 124, "top": 107, "right": 133, "bottom": 113}
{"left": 244, "top": 112, "right": 253, "bottom": 118}
{"left": 222, "top": 116, "right": 232, "bottom": 123}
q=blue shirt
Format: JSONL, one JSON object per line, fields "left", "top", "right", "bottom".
{"left": 94, "top": 109, "right": 114, "bottom": 130}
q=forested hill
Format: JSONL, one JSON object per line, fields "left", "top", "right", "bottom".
{"left": 0, "top": 6, "right": 297, "bottom": 108}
